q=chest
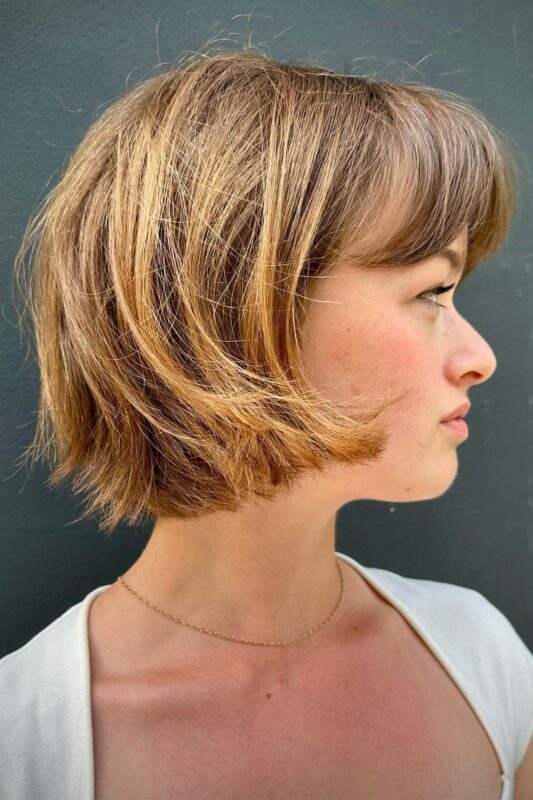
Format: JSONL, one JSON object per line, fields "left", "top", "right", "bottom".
{"left": 90, "top": 613, "right": 503, "bottom": 800}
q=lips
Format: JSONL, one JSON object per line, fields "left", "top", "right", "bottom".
{"left": 440, "top": 402, "right": 471, "bottom": 423}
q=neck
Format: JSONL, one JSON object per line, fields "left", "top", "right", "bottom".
{"left": 122, "top": 513, "right": 342, "bottom": 648}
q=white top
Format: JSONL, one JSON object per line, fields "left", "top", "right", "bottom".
{"left": 0, "top": 550, "right": 531, "bottom": 800}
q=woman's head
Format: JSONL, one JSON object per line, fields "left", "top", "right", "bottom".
{"left": 13, "top": 49, "right": 518, "bottom": 534}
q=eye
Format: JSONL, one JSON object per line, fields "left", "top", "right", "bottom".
{"left": 418, "top": 282, "right": 456, "bottom": 308}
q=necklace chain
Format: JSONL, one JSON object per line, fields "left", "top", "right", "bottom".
{"left": 116, "top": 557, "right": 344, "bottom": 647}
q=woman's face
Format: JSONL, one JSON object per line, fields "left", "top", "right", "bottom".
{"left": 298, "top": 228, "right": 497, "bottom": 503}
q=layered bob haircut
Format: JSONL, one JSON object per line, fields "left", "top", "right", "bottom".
{"left": 14, "top": 49, "right": 519, "bottom": 534}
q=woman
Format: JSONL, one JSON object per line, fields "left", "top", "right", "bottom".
{"left": 1, "top": 49, "right": 532, "bottom": 799}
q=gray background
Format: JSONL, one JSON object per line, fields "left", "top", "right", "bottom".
{"left": 1, "top": 0, "right": 531, "bottom": 657}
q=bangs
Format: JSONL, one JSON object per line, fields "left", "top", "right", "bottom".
{"left": 335, "top": 79, "right": 520, "bottom": 283}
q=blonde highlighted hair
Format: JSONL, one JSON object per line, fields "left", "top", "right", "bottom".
{"left": 13, "top": 48, "right": 519, "bottom": 534}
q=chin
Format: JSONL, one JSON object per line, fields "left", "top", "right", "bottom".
{"left": 382, "top": 459, "right": 460, "bottom": 503}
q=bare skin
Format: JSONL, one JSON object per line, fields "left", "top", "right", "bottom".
{"left": 88, "top": 225, "right": 503, "bottom": 797}
{"left": 88, "top": 557, "right": 503, "bottom": 799}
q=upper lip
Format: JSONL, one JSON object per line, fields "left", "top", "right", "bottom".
{"left": 441, "top": 402, "right": 471, "bottom": 422}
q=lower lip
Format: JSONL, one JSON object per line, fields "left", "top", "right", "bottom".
{"left": 440, "top": 418, "right": 469, "bottom": 437}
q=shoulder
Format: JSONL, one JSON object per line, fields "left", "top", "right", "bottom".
{"left": 366, "top": 563, "right": 527, "bottom": 642}
{"left": 0, "top": 591, "right": 87, "bottom": 740}
{"left": 0, "top": 584, "right": 111, "bottom": 695}
{"left": 0, "top": 585, "right": 110, "bottom": 794}
{"left": 0, "top": 586, "right": 112, "bottom": 729}
{"left": 366, "top": 564, "right": 533, "bottom": 767}
{"left": 0, "top": 595, "right": 80, "bottom": 679}
{"left": 0, "top": 595, "right": 82, "bottom": 792}
{"left": 368, "top": 563, "right": 532, "bottom": 680}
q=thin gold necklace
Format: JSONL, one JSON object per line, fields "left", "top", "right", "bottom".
{"left": 116, "top": 556, "right": 344, "bottom": 647}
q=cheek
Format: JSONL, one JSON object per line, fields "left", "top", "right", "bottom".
{"left": 299, "top": 300, "right": 437, "bottom": 429}
{"left": 331, "top": 321, "right": 432, "bottom": 406}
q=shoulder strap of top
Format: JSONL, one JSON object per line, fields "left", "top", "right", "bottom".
{"left": 362, "top": 564, "right": 533, "bottom": 773}
{"left": 0, "top": 586, "right": 109, "bottom": 799}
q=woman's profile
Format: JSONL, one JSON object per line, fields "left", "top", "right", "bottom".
{"left": 1, "top": 48, "right": 532, "bottom": 799}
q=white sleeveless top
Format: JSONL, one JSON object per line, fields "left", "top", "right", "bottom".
{"left": 0, "top": 551, "right": 531, "bottom": 799}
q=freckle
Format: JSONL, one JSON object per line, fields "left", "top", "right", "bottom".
{"left": 331, "top": 346, "right": 352, "bottom": 366}
{"left": 266, "top": 692, "right": 272, "bottom": 699}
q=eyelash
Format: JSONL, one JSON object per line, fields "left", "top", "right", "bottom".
{"left": 418, "top": 283, "right": 456, "bottom": 308}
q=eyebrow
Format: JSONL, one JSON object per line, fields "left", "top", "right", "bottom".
{"left": 437, "top": 247, "right": 467, "bottom": 276}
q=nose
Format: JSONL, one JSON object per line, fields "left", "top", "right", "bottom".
{"left": 445, "top": 319, "right": 498, "bottom": 387}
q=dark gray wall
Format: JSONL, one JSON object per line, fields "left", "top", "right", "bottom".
{"left": 1, "top": 0, "right": 532, "bottom": 657}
